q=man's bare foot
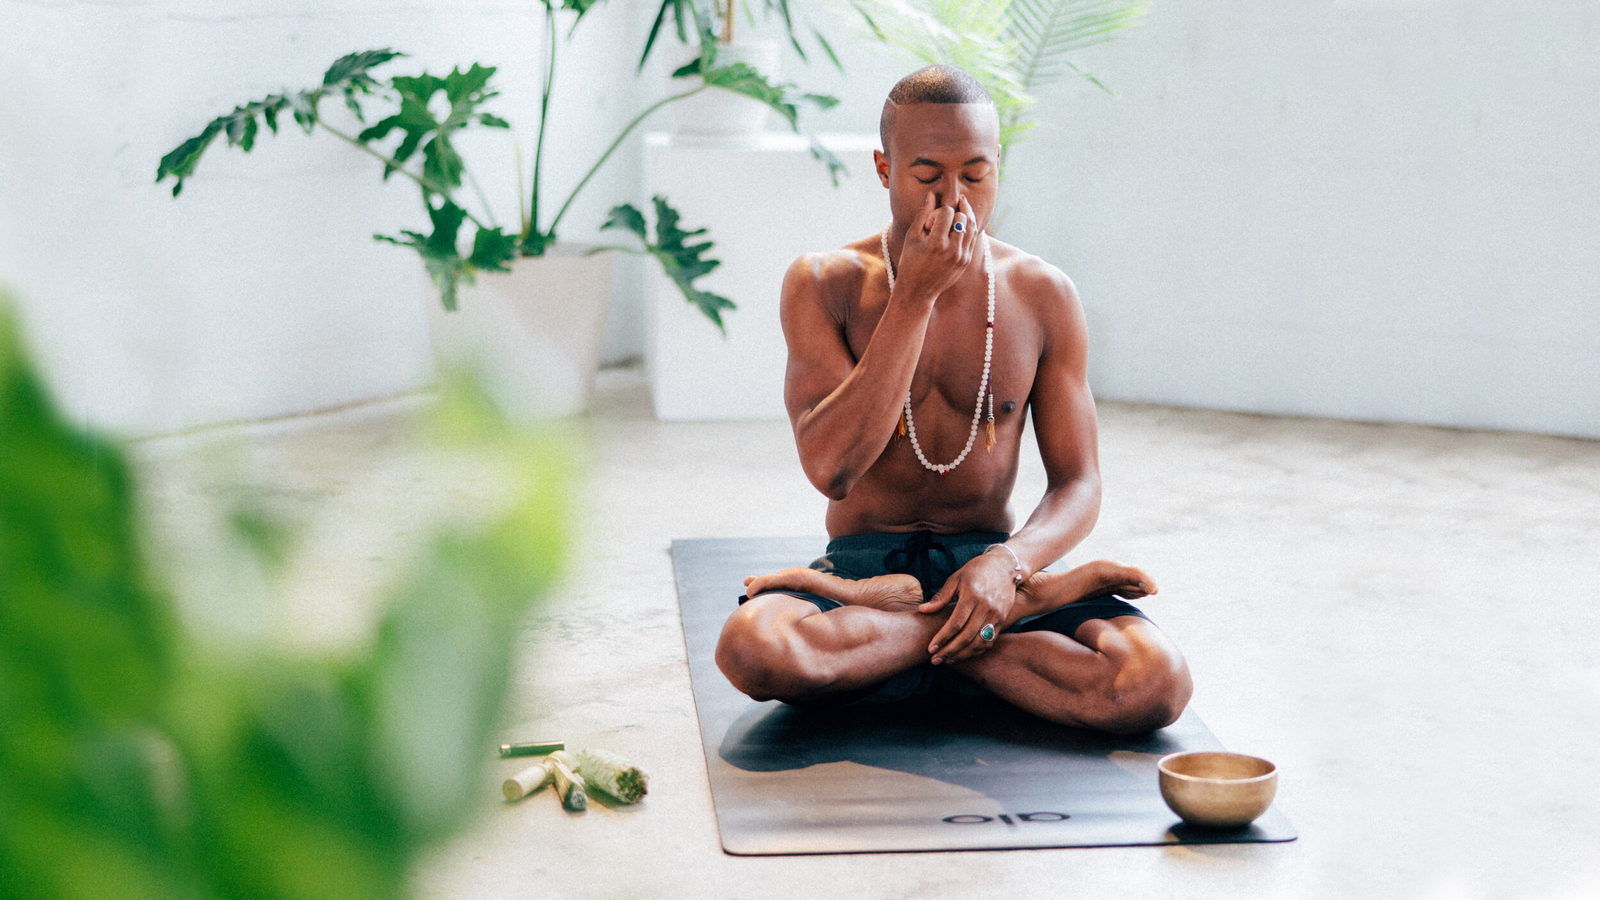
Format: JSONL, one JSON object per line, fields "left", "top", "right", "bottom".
{"left": 1019, "top": 560, "right": 1157, "bottom": 613}
{"left": 743, "top": 568, "right": 925, "bottom": 612}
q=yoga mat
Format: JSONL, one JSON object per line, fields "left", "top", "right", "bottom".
{"left": 673, "top": 537, "right": 1297, "bottom": 855}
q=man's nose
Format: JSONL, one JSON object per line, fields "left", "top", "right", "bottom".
{"left": 937, "top": 177, "right": 963, "bottom": 210}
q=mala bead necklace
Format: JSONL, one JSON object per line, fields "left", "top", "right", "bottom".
{"left": 881, "top": 224, "right": 998, "bottom": 475}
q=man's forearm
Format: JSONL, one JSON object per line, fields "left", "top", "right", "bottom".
{"left": 997, "top": 473, "right": 1102, "bottom": 590}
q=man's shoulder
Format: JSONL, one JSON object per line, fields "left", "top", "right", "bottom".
{"left": 786, "top": 236, "right": 880, "bottom": 277}
{"left": 990, "top": 238, "right": 1080, "bottom": 312}
{"left": 782, "top": 236, "right": 882, "bottom": 301}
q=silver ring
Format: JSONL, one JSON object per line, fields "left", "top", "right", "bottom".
{"left": 952, "top": 220, "right": 966, "bottom": 233}
{"left": 979, "top": 623, "right": 997, "bottom": 642}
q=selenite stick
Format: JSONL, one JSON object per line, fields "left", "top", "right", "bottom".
{"left": 502, "top": 759, "right": 555, "bottom": 801}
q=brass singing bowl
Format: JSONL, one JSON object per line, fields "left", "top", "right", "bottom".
{"left": 1158, "top": 751, "right": 1277, "bottom": 828}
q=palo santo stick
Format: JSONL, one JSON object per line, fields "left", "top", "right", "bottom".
{"left": 573, "top": 748, "right": 649, "bottom": 804}
{"left": 502, "top": 759, "right": 554, "bottom": 802}
{"left": 547, "top": 751, "right": 588, "bottom": 812}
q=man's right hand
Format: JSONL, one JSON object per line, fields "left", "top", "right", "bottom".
{"left": 891, "top": 193, "right": 980, "bottom": 306}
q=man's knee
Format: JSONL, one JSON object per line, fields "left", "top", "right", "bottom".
{"left": 1061, "top": 618, "right": 1192, "bottom": 734}
{"left": 715, "top": 601, "right": 832, "bottom": 701}
{"left": 1099, "top": 637, "right": 1193, "bottom": 734}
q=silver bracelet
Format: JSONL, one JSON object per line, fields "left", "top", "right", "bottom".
{"left": 986, "top": 543, "right": 1026, "bottom": 586}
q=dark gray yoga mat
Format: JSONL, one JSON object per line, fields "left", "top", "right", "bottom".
{"left": 673, "top": 537, "right": 1297, "bottom": 855}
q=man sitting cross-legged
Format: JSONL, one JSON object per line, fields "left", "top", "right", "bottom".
{"left": 714, "top": 65, "right": 1192, "bottom": 735}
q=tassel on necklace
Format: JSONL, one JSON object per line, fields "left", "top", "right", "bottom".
{"left": 984, "top": 392, "right": 997, "bottom": 452}
{"left": 898, "top": 408, "right": 908, "bottom": 439}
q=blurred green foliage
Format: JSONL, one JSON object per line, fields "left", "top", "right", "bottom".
{"left": 0, "top": 294, "right": 569, "bottom": 900}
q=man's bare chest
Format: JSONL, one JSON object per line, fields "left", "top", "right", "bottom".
{"left": 844, "top": 287, "right": 1043, "bottom": 411}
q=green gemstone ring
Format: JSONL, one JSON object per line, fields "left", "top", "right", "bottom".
{"left": 979, "top": 623, "right": 997, "bottom": 642}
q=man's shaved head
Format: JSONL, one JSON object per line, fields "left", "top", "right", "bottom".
{"left": 879, "top": 65, "right": 995, "bottom": 157}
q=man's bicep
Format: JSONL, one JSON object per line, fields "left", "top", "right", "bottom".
{"left": 779, "top": 255, "right": 856, "bottom": 423}
{"left": 1027, "top": 270, "right": 1100, "bottom": 484}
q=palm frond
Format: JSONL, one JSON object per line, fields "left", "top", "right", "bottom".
{"left": 846, "top": 0, "right": 1146, "bottom": 173}
{"left": 846, "top": 0, "right": 1031, "bottom": 145}
{"left": 1006, "top": 0, "right": 1148, "bottom": 92}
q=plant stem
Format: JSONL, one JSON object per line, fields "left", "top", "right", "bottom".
{"left": 546, "top": 83, "right": 707, "bottom": 237}
{"left": 466, "top": 169, "right": 499, "bottom": 228}
{"left": 529, "top": 3, "right": 557, "bottom": 241}
{"left": 516, "top": 137, "right": 529, "bottom": 236}
{"left": 317, "top": 118, "right": 492, "bottom": 231}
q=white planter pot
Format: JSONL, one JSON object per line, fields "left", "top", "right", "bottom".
{"left": 671, "top": 41, "right": 782, "bottom": 136}
{"left": 426, "top": 247, "right": 613, "bottom": 419}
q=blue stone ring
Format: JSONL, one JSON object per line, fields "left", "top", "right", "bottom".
{"left": 979, "top": 623, "right": 997, "bottom": 642}
{"left": 952, "top": 220, "right": 967, "bottom": 233}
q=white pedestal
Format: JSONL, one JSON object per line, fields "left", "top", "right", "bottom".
{"left": 643, "top": 132, "right": 886, "bottom": 421}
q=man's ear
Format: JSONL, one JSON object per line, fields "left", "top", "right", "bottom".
{"left": 873, "top": 149, "right": 891, "bottom": 189}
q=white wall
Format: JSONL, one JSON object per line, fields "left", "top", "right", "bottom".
{"left": 5, "top": 1, "right": 1596, "bottom": 438}
{"left": 0, "top": 0, "right": 653, "bottom": 436}
{"left": 1003, "top": 0, "right": 1600, "bottom": 438}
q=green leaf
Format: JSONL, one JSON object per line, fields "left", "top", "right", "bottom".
{"left": 468, "top": 227, "right": 518, "bottom": 272}
{"left": 639, "top": 0, "right": 675, "bottom": 71}
{"left": 371, "top": 66, "right": 503, "bottom": 197}
{"left": 442, "top": 64, "right": 497, "bottom": 120}
{"left": 802, "top": 92, "right": 841, "bottom": 111}
{"left": 0, "top": 302, "right": 173, "bottom": 726}
{"left": 1005, "top": 0, "right": 1147, "bottom": 92}
{"left": 343, "top": 88, "right": 368, "bottom": 122}
{"left": 421, "top": 137, "right": 465, "bottom": 193}
{"left": 807, "top": 136, "right": 849, "bottom": 188}
{"left": 377, "top": 231, "right": 471, "bottom": 312}
{"left": 0, "top": 294, "right": 184, "bottom": 894}
{"left": 1, "top": 284, "right": 569, "bottom": 898}
{"left": 390, "top": 73, "right": 446, "bottom": 105}
{"left": 261, "top": 95, "right": 285, "bottom": 134}
{"left": 156, "top": 87, "right": 311, "bottom": 194}
{"left": 322, "top": 48, "right": 405, "bottom": 88}
{"left": 288, "top": 90, "right": 319, "bottom": 134}
{"left": 699, "top": 62, "right": 800, "bottom": 129}
{"left": 424, "top": 199, "right": 467, "bottom": 256}
{"left": 374, "top": 199, "right": 506, "bottom": 311}
{"left": 390, "top": 127, "right": 425, "bottom": 172}
{"left": 155, "top": 124, "right": 220, "bottom": 196}
{"left": 813, "top": 26, "right": 844, "bottom": 71}
{"left": 224, "top": 106, "right": 259, "bottom": 151}
{"left": 356, "top": 113, "right": 401, "bottom": 144}
{"left": 683, "top": 60, "right": 839, "bottom": 135}
{"left": 602, "top": 196, "right": 736, "bottom": 334}
{"left": 601, "top": 203, "right": 648, "bottom": 241}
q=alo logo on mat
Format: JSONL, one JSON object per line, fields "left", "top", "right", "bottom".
{"left": 943, "top": 812, "right": 1070, "bottom": 825}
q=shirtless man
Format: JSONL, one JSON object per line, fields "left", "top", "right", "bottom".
{"left": 714, "top": 66, "right": 1192, "bottom": 734}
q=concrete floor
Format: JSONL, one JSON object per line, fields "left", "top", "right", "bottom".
{"left": 135, "top": 367, "right": 1600, "bottom": 900}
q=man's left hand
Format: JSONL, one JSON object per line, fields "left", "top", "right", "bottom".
{"left": 920, "top": 550, "right": 1018, "bottom": 665}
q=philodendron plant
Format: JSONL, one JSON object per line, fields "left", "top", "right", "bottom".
{"left": 157, "top": 4, "right": 838, "bottom": 332}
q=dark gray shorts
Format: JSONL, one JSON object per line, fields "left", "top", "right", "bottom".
{"left": 738, "top": 530, "right": 1149, "bottom": 705}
